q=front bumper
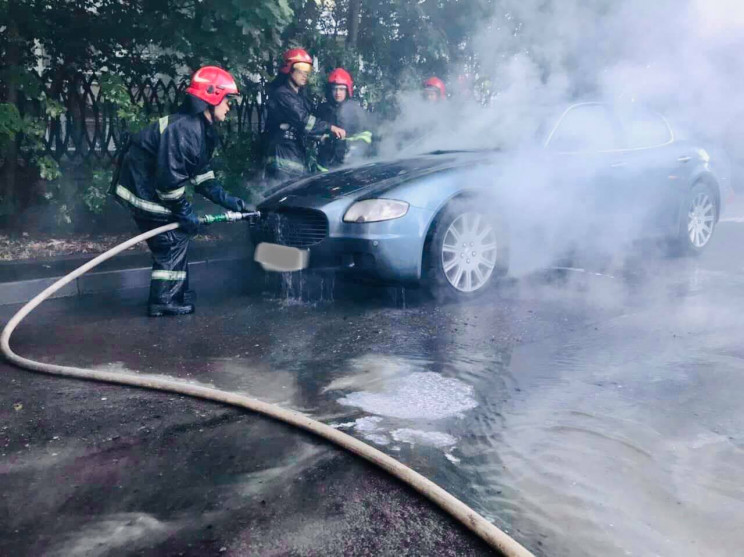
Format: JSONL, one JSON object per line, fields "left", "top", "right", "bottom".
{"left": 301, "top": 235, "right": 423, "bottom": 283}
{"left": 252, "top": 204, "right": 434, "bottom": 284}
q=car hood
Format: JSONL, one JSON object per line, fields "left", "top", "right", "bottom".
{"left": 260, "top": 152, "right": 489, "bottom": 206}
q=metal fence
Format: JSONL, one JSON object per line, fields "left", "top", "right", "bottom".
{"left": 16, "top": 72, "right": 266, "bottom": 165}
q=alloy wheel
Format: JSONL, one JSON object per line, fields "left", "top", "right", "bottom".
{"left": 441, "top": 212, "right": 498, "bottom": 292}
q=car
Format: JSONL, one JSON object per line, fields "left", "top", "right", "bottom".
{"left": 251, "top": 102, "right": 734, "bottom": 299}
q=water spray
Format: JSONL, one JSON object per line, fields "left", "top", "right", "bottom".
{"left": 0, "top": 215, "right": 533, "bottom": 557}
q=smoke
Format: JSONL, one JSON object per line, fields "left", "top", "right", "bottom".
{"left": 381, "top": 0, "right": 744, "bottom": 152}
{"left": 374, "top": 0, "right": 744, "bottom": 275}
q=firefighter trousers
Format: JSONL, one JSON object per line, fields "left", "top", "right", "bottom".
{"left": 136, "top": 219, "right": 191, "bottom": 306}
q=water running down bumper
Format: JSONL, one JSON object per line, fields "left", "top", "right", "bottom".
{"left": 254, "top": 243, "right": 310, "bottom": 272}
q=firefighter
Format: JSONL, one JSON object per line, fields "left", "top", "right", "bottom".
{"left": 264, "top": 48, "right": 346, "bottom": 183}
{"left": 315, "top": 67, "right": 373, "bottom": 171}
{"left": 423, "top": 76, "right": 446, "bottom": 102}
{"left": 112, "top": 66, "right": 251, "bottom": 317}
{"left": 454, "top": 74, "right": 474, "bottom": 101}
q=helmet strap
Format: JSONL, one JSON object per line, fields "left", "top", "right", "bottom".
{"left": 288, "top": 74, "right": 302, "bottom": 91}
{"left": 207, "top": 104, "right": 217, "bottom": 123}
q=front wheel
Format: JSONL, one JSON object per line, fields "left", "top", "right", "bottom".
{"left": 424, "top": 201, "right": 509, "bottom": 300}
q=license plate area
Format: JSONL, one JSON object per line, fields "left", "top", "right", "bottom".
{"left": 254, "top": 242, "right": 310, "bottom": 272}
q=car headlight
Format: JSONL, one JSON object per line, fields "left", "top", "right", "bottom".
{"left": 343, "top": 199, "right": 409, "bottom": 223}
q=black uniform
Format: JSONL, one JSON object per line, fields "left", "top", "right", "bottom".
{"left": 264, "top": 79, "right": 332, "bottom": 183}
{"left": 112, "top": 95, "right": 245, "bottom": 310}
{"left": 315, "top": 99, "right": 371, "bottom": 170}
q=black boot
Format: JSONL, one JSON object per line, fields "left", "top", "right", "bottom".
{"left": 148, "top": 302, "right": 195, "bottom": 317}
{"left": 181, "top": 289, "right": 197, "bottom": 305}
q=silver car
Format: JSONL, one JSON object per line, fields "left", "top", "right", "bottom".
{"left": 252, "top": 102, "right": 734, "bottom": 298}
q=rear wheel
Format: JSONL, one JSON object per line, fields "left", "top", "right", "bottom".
{"left": 424, "top": 200, "right": 509, "bottom": 300}
{"left": 671, "top": 183, "right": 717, "bottom": 255}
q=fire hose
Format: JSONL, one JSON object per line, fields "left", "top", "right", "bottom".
{"left": 1, "top": 211, "right": 534, "bottom": 557}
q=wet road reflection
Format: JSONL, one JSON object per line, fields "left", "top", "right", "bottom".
{"left": 6, "top": 223, "right": 744, "bottom": 556}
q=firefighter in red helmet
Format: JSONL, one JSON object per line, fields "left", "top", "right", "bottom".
{"left": 454, "top": 74, "right": 474, "bottom": 101}
{"left": 315, "top": 67, "right": 373, "bottom": 170}
{"left": 264, "top": 49, "right": 346, "bottom": 182}
{"left": 110, "top": 66, "right": 251, "bottom": 316}
{"left": 423, "top": 76, "right": 446, "bottom": 102}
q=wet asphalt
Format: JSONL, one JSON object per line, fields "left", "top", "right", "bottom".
{"left": 2, "top": 216, "right": 744, "bottom": 556}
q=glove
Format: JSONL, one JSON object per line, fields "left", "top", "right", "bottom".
{"left": 177, "top": 212, "right": 200, "bottom": 236}
{"left": 194, "top": 178, "right": 251, "bottom": 213}
{"left": 223, "top": 196, "right": 254, "bottom": 213}
{"left": 166, "top": 198, "right": 200, "bottom": 235}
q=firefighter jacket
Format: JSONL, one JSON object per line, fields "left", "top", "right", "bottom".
{"left": 264, "top": 81, "right": 332, "bottom": 178}
{"left": 113, "top": 105, "right": 242, "bottom": 223}
{"left": 315, "top": 99, "right": 372, "bottom": 170}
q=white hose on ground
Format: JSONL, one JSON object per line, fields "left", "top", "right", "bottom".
{"left": 1, "top": 222, "right": 534, "bottom": 557}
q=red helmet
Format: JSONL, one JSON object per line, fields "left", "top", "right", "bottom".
{"left": 328, "top": 68, "right": 354, "bottom": 97}
{"left": 423, "top": 76, "right": 446, "bottom": 100}
{"left": 185, "top": 66, "right": 239, "bottom": 106}
{"left": 280, "top": 48, "right": 313, "bottom": 74}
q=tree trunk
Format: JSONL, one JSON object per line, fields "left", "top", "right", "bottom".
{"left": 1, "top": 7, "right": 21, "bottom": 213}
{"left": 346, "top": 0, "right": 362, "bottom": 50}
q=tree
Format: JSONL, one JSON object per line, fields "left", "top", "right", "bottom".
{"left": 0, "top": 0, "right": 294, "bottom": 226}
{"left": 278, "top": 0, "right": 493, "bottom": 114}
{"left": 1, "top": 0, "right": 494, "bottom": 232}
{"left": 346, "top": 0, "right": 361, "bottom": 50}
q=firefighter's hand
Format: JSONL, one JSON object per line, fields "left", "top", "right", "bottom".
{"left": 178, "top": 213, "right": 201, "bottom": 236}
{"left": 331, "top": 125, "right": 346, "bottom": 139}
{"left": 223, "top": 196, "right": 253, "bottom": 213}
{"left": 235, "top": 199, "right": 256, "bottom": 212}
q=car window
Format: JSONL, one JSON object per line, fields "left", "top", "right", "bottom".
{"left": 617, "top": 107, "right": 673, "bottom": 149}
{"left": 546, "top": 104, "right": 620, "bottom": 152}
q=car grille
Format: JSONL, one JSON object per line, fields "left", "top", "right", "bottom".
{"left": 250, "top": 208, "right": 329, "bottom": 248}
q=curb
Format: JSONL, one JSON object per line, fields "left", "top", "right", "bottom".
{"left": 0, "top": 255, "right": 255, "bottom": 307}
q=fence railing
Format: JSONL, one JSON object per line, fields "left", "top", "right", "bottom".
{"left": 16, "top": 72, "right": 266, "bottom": 165}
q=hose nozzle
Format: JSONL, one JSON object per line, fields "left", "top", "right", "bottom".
{"left": 199, "top": 210, "right": 261, "bottom": 225}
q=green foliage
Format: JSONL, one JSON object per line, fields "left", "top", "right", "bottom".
{"left": 0, "top": 103, "right": 23, "bottom": 157}
{"left": 0, "top": 97, "right": 64, "bottom": 182}
{"left": 214, "top": 134, "right": 262, "bottom": 203}
{"left": 42, "top": 172, "right": 75, "bottom": 227}
{"left": 278, "top": 0, "right": 493, "bottom": 116}
{"left": 98, "top": 74, "right": 149, "bottom": 131}
{"left": 35, "top": 155, "right": 61, "bottom": 181}
{"left": 2, "top": 0, "right": 494, "bottom": 233}
{"left": 84, "top": 169, "right": 113, "bottom": 214}
{"left": 21, "top": 99, "right": 63, "bottom": 181}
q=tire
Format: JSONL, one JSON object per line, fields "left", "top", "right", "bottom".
{"left": 670, "top": 182, "right": 718, "bottom": 256}
{"left": 424, "top": 199, "right": 509, "bottom": 300}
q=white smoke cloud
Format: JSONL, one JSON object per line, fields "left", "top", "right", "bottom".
{"left": 378, "top": 0, "right": 744, "bottom": 161}
{"left": 371, "top": 0, "right": 744, "bottom": 274}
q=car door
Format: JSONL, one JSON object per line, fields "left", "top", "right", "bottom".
{"left": 543, "top": 103, "right": 629, "bottom": 236}
{"left": 611, "top": 106, "right": 693, "bottom": 235}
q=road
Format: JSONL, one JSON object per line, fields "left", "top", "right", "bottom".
{"left": 2, "top": 214, "right": 744, "bottom": 556}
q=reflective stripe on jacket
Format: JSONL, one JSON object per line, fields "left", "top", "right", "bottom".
{"left": 113, "top": 106, "right": 241, "bottom": 222}
{"left": 315, "top": 99, "right": 372, "bottom": 169}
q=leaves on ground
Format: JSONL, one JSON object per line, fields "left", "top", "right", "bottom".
{"left": 0, "top": 233, "right": 225, "bottom": 262}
